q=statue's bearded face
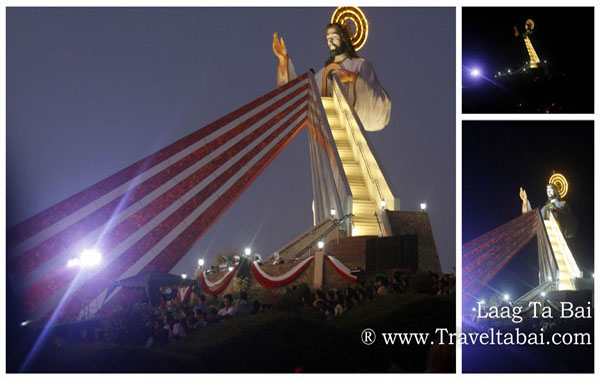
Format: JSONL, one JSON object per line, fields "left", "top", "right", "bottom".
{"left": 547, "top": 185, "right": 558, "bottom": 199}
{"left": 326, "top": 27, "right": 344, "bottom": 52}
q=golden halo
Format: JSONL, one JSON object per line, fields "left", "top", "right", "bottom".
{"left": 331, "top": 6, "right": 369, "bottom": 51}
{"left": 525, "top": 19, "right": 535, "bottom": 30}
{"left": 549, "top": 173, "right": 568, "bottom": 198}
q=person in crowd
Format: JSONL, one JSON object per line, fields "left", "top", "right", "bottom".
{"left": 236, "top": 291, "right": 253, "bottom": 316}
{"left": 206, "top": 308, "right": 219, "bottom": 326}
{"left": 193, "top": 294, "right": 208, "bottom": 315}
{"left": 218, "top": 294, "right": 236, "bottom": 318}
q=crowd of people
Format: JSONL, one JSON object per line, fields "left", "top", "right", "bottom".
{"left": 35, "top": 270, "right": 455, "bottom": 350}
{"left": 140, "top": 270, "right": 455, "bottom": 347}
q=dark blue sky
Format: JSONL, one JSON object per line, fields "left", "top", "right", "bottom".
{"left": 7, "top": 7, "right": 456, "bottom": 274}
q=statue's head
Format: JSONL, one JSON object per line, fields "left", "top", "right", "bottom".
{"left": 325, "top": 23, "right": 358, "bottom": 65}
{"left": 546, "top": 183, "right": 560, "bottom": 201}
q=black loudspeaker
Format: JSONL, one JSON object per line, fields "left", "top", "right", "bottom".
{"left": 366, "top": 235, "right": 418, "bottom": 272}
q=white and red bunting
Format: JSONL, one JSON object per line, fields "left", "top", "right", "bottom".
{"left": 325, "top": 255, "right": 358, "bottom": 283}
{"left": 200, "top": 263, "right": 240, "bottom": 295}
{"left": 251, "top": 256, "right": 314, "bottom": 289}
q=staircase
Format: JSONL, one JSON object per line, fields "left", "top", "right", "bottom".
{"left": 321, "top": 97, "right": 380, "bottom": 236}
{"left": 543, "top": 213, "right": 579, "bottom": 290}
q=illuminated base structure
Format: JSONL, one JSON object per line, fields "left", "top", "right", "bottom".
{"left": 463, "top": 208, "right": 592, "bottom": 308}
{"left": 7, "top": 71, "right": 442, "bottom": 324}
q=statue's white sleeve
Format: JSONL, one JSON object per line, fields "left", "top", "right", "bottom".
{"left": 353, "top": 60, "right": 391, "bottom": 132}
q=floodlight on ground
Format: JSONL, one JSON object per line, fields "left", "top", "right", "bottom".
{"left": 198, "top": 259, "right": 204, "bottom": 267}
{"left": 244, "top": 247, "right": 251, "bottom": 256}
{"left": 470, "top": 69, "right": 480, "bottom": 77}
{"left": 181, "top": 274, "right": 187, "bottom": 279}
{"left": 420, "top": 203, "right": 427, "bottom": 211}
{"left": 80, "top": 248, "right": 102, "bottom": 268}
{"left": 317, "top": 241, "right": 325, "bottom": 250}
{"left": 330, "top": 208, "right": 336, "bottom": 217}
{"left": 503, "top": 294, "right": 510, "bottom": 301}
{"left": 67, "top": 258, "right": 80, "bottom": 268}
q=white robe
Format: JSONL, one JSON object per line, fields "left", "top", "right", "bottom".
{"left": 279, "top": 57, "right": 391, "bottom": 132}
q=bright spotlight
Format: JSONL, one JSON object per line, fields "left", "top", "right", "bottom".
{"left": 497, "top": 71, "right": 501, "bottom": 75}
{"left": 181, "top": 274, "right": 187, "bottom": 279}
{"left": 244, "top": 247, "right": 251, "bottom": 256}
{"left": 198, "top": 259, "right": 204, "bottom": 266}
{"left": 228, "top": 266, "right": 234, "bottom": 272}
{"left": 330, "top": 208, "right": 336, "bottom": 217}
{"left": 470, "top": 69, "right": 480, "bottom": 77}
{"left": 547, "top": 276, "right": 552, "bottom": 281}
{"left": 507, "top": 69, "right": 511, "bottom": 73}
{"left": 503, "top": 294, "right": 510, "bottom": 301}
{"left": 380, "top": 199, "right": 386, "bottom": 208}
{"left": 21, "top": 320, "right": 31, "bottom": 327}
{"left": 420, "top": 203, "right": 427, "bottom": 211}
{"left": 67, "top": 258, "right": 80, "bottom": 268}
{"left": 80, "top": 248, "right": 102, "bottom": 268}
{"left": 317, "top": 241, "right": 325, "bottom": 250}
{"left": 471, "top": 307, "right": 476, "bottom": 312}
{"left": 541, "top": 292, "right": 546, "bottom": 297}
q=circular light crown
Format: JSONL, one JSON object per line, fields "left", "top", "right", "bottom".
{"left": 331, "top": 6, "right": 369, "bottom": 51}
{"left": 549, "top": 173, "right": 568, "bottom": 198}
{"left": 525, "top": 19, "right": 535, "bottom": 30}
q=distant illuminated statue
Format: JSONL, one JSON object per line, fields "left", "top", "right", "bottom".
{"left": 514, "top": 19, "right": 541, "bottom": 68}
{"left": 519, "top": 173, "right": 577, "bottom": 238}
{"left": 272, "top": 7, "right": 391, "bottom": 132}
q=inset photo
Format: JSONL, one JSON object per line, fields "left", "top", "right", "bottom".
{"left": 462, "top": 121, "right": 594, "bottom": 372}
{"left": 462, "top": 7, "right": 594, "bottom": 113}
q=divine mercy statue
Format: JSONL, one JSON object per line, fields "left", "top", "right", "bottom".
{"left": 272, "top": 22, "right": 391, "bottom": 132}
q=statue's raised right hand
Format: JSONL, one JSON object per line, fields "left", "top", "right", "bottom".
{"left": 519, "top": 187, "right": 528, "bottom": 202}
{"left": 272, "top": 32, "right": 287, "bottom": 62}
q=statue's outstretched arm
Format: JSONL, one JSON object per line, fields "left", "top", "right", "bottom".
{"left": 519, "top": 187, "right": 531, "bottom": 214}
{"left": 273, "top": 33, "right": 296, "bottom": 87}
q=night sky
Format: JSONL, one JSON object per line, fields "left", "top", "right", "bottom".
{"left": 462, "top": 121, "right": 594, "bottom": 304}
{"left": 462, "top": 7, "right": 594, "bottom": 113}
{"left": 6, "top": 8, "right": 456, "bottom": 275}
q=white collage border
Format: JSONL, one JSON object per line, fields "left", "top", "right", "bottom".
{"left": 1, "top": 1, "right": 598, "bottom": 379}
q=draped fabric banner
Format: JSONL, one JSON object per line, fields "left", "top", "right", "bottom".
{"left": 463, "top": 209, "right": 540, "bottom": 297}
{"left": 6, "top": 72, "right": 314, "bottom": 323}
{"left": 200, "top": 263, "right": 240, "bottom": 295}
{"left": 177, "top": 286, "right": 192, "bottom": 303}
{"left": 250, "top": 257, "right": 314, "bottom": 289}
{"left": 325, "top": 255, "right": 358, "bottom": 283}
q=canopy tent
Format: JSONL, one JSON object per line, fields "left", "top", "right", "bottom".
{"left": 103, "top": 271, "right": 196, "bottom": 307}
